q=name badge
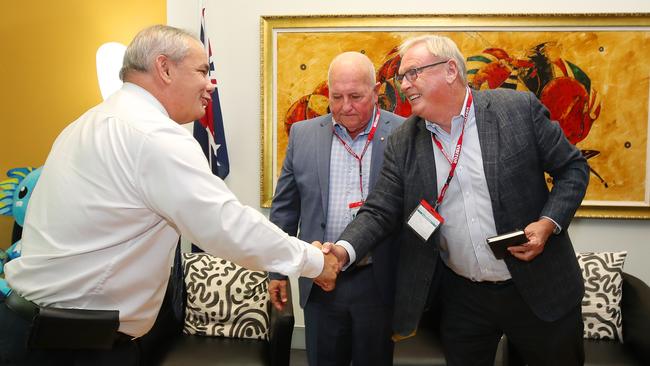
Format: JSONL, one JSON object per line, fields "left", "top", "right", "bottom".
{"left": 348, "top": 201, "right": 363, "bottom": 219}
{"left": 407, "top": 199, "right": 444, "bottom": 242}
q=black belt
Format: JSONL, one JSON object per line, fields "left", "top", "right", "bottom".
{"left": 445, "top": 265, "right": 513, "bottom": 287}
{"left": 475, "top": 279, "right": 513, "bottom": 287}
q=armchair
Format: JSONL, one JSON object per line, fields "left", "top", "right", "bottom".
{"left": 147, "top": 268, "right": 295, "bottom": 366}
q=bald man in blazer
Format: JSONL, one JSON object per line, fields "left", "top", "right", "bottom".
{"left": 268, "top": 52, "right": 404, "bottom": 366}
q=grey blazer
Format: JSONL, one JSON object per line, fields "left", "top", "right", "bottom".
{"left": 269, "top": 110, "right": 404, "bottom": 308}
{"left": 339, "top": 89, "right": 590, "bottom": 338}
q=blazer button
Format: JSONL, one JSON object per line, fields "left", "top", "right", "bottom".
{"left": 321, "top": 223, "right": 326, "bottom": 228}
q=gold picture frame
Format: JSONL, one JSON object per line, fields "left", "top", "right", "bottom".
{"left": 260, "top": 13, "right": 650, "bottom": 219}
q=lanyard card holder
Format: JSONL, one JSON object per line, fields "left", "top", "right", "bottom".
{"left": 407, "top": 200, "right": 444, "bottom": 242}
{"left": 28, "top": 307, "right": 120, "bottom": 350}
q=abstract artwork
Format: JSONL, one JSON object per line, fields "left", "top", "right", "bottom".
{"left": 261, "top": 14, "right": 650, "bottom": 218}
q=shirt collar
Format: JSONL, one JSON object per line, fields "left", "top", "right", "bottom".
{"left": 121, "top": 82, "right": 169, "bottom": 118}
{"left": 425, "top": 88, "right": 472, "bottom": 136}
{"left": 332, "top": 106, "right": 377, "bottom": 140}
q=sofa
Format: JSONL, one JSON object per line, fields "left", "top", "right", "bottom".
{"left": 148, "top": 251, "right": 649, "bottom": 366}
{"left": 393, "top": 253, "right": 650, "bottom": 366}
{"left": 393, "top": 252, "right": 650, "bottom": 366}
{"left": 146, "top": 263, "right": 296, "bottom": 366}
{"left": 392, "top": 307, "right": 506, "bottom": 366}
{"left": 505, "top": 271, "right": 650, "bottom": 366}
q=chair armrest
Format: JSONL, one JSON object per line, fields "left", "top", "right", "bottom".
{"left": 622, "top": 272, "right": 650, "bottom": 364}
{"left": 268, "top": 278, "right": 295, "bottom": 366}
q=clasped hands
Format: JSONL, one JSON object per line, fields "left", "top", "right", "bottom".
{"left": 268, "top": 241, "right": 349, "bottom": 311}
{"left": 312, "top": 241, "right": 348, "bottom": 292}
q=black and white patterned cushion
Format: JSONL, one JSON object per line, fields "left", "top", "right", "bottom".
{"left": 182, "top": 253, "right": 270, "bottom": 340}
{"left": 576, "top": 251, "right": 627, "bottom": 341}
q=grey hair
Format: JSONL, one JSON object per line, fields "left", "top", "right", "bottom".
{"left": 327, "top": 51, "right": 376, "bottom": 87}
{"left": 119, "top": 24, "right": 199, "bottom": 81}
{"left": 398, "top": 35, "right": 467, "bottom": 84}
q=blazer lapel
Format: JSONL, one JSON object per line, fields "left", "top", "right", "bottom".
{"left": 369, "top": 112, "right": 390, "bottom": 188}
{"left": 473, "top": 91, "right": 500, "bottom": 212}
{"left": 414, "top": 118, "right": 439, "bottom": 205}
{"left": 316, "top": 117, "right": 333, "bottom": 219}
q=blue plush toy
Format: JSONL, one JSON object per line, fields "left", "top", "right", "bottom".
{"left": 0, "top": 166, "right": 42, "bottom": 297}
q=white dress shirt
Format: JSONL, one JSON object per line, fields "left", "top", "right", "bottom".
{"left": 5, "top": 82, "right": 323, "bottom": 337}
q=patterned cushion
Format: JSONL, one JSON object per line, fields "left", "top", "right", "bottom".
{"left": 576, "top": 251, "right": 627, "bottom": 341}
{"left": 182, "top": 252, "right": 270, "bottom": 340}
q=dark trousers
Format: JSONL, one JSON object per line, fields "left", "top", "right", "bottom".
{"left": 0, "top": 301, "right": 139, "bottom": 366}
{"left": 304, "top": 265, "right": 393, "bottom": 366}
{"left": 438, "top": 266, "right": 584, "bottom": 366}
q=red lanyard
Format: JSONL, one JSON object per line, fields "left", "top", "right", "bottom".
{"left": 432, "top": 88, "right": 473, "bottom": 210}
{"left": 333, "top": 107, "right": 381, "bottom": 198}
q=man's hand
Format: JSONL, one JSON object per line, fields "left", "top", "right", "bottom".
{"left": 507, "top": 218, "right": 556, "bottom": 261}
{"left": 268, "top": 279, "right": 288, "bottom": 311}
{"left": 312, "top": 241, "right": 339, "bottom": 291}
{"left": 321, "top": 242, "right": 350, "bottom": 271}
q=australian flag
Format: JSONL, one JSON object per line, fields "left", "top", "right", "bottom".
{"left": 194, "top": 7, "right": 229, "bottom": 179}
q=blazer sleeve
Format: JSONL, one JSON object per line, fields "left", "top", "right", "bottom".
{"left": 268, "top": 127, "right": 302, "bottom": 280}
{"left": 529, "top": 92, "right": 589, "bottom": 228}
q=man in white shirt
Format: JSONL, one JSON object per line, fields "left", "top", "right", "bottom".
{"left": 0, "top": 25, "right": 338, "bottom": 365}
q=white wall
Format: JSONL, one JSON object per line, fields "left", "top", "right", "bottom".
{"left": 168, "top": 0, "right": 650, "bottom": 338}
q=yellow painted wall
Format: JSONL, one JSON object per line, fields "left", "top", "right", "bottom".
{"left": 0, "top": 1, "right": 166, "bottom": 248}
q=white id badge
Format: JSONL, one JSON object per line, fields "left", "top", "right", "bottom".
{"left": 406, "top": 199, "right": 444, "bottom": 242}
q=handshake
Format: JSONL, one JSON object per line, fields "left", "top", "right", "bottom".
{"left": 312, "top": 241, "right": 348, "bottom": 292}
{"left": 268, "top": 241, "right": 349, "bottom": 311}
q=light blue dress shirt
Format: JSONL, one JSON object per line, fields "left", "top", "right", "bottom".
{"left": 426, "top": 90, "right": 511, "bottom": 281}
{"left": 324, "top": 111, "right": 374, "bottom": 244}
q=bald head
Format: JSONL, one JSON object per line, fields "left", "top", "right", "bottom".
{"left": 326, "top": 51, "right": 379, "bottom": 139}
{"left": 327, "top": 51, "right": 376, "bottom": 88}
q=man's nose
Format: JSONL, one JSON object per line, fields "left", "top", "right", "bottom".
{"left": 206, "top": 80, "right": 216, "bottom": 93}
{"left": 342, "top": 98, "right": 355, "bottom": 110}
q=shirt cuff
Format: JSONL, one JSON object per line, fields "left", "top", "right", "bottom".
{"left": 541, "top": 216, "right": 562, "bottom": 234}
{"left": 334, "top": 240, "right": 356, "bottom": 271}
{"left": 299, "top": 241, "right": 324, "bottom": 278}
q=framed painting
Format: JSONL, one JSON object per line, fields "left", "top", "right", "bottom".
{"left": 260, "top": 14, "right": 650, "bottom": 219}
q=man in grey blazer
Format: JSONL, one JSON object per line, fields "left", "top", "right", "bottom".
{"left": 327, "top": 36, "right": 589, "bottom": 365}
{"left": 268, "top": 52, "right": 403, "bottom": 366}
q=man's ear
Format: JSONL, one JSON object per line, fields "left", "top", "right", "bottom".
{"left": 154, "top": 54, "right": 173, "bottom": 84}
{"left": 372, "top": 81, "right": 381, "bottom": 103}
{"left": 445, "top": 59, "right": 459, "bottom": 84}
